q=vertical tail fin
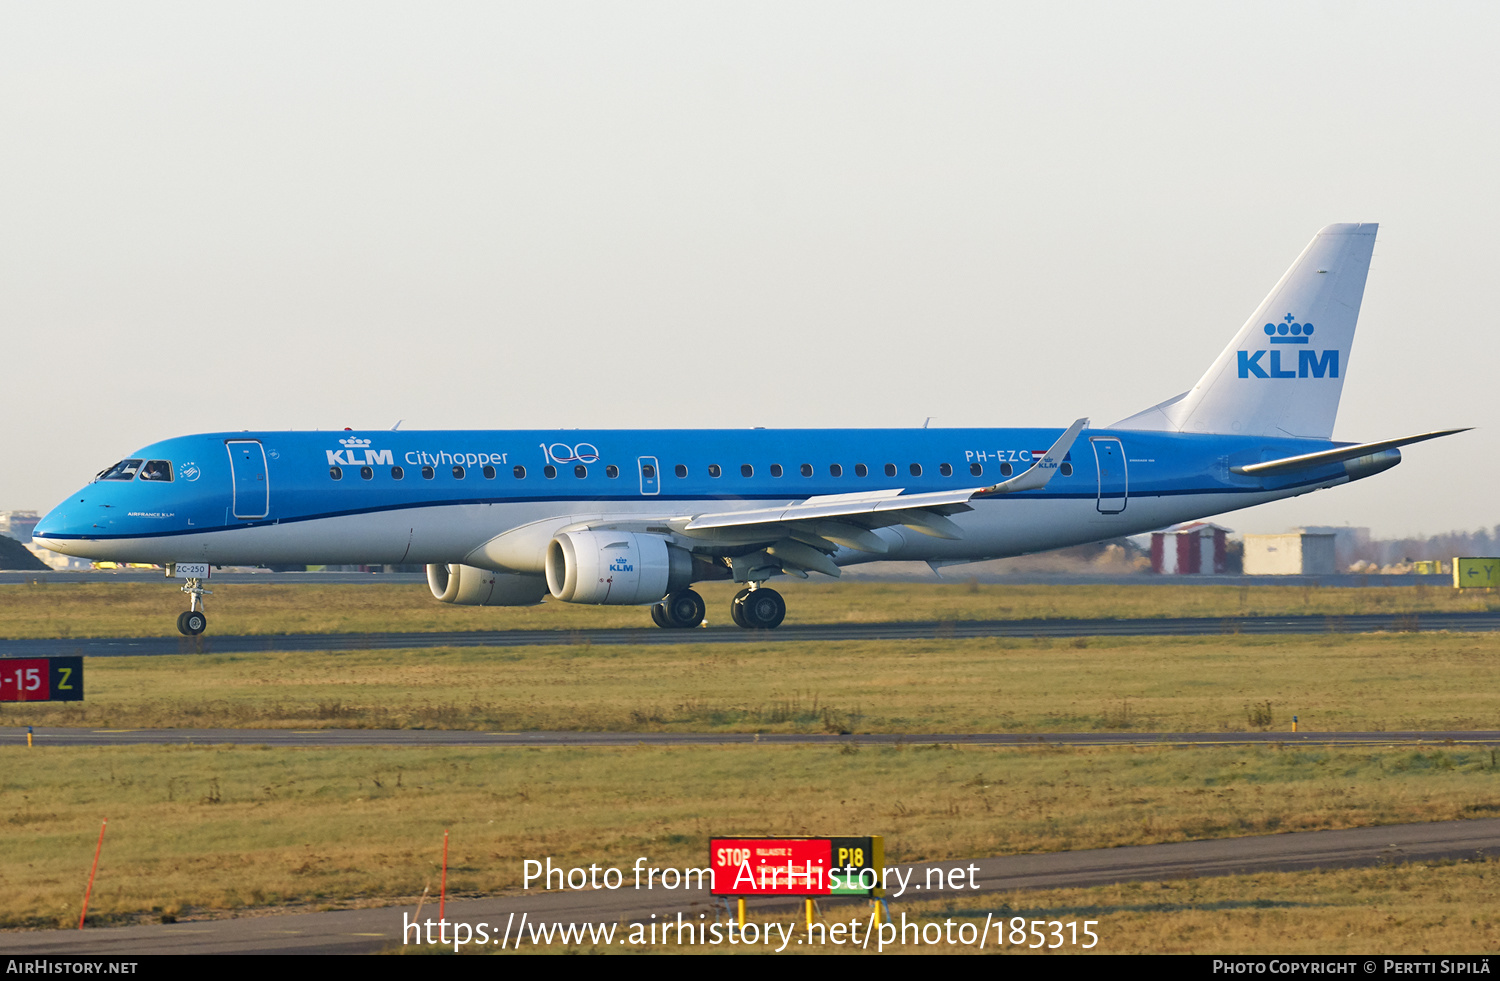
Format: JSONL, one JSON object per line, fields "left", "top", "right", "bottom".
{"left": 1115, "top": 223, "right": 1377, "bottom": 439}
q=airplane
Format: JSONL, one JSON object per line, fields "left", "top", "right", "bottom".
{"left": 33, "top": 223, "right": 1467, "bottom": 635}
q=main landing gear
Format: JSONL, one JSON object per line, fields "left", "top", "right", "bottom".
{"left": 730, "top": 585, "right": 785, "bottom": 630}
{"left": 651, "top": 589, "right": 707, "bottom": 628}
{"left": 177, "top": 578, "right": 211, "bottom": 636}
{"left": 648, "top": 584, "right": 786, "bottom": 630}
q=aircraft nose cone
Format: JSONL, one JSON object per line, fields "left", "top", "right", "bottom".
{"left": 32, "top": 502, "right": 84, "bottom": 553}
{"left": 33, "top": 514, "right": 61, "bottom": 541}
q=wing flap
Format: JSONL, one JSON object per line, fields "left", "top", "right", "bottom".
{"left": 682, "top": 489, "right": 969, "bottom": 531}
{"left": 682, "top": 417, "right": 1089, "bottom": 533}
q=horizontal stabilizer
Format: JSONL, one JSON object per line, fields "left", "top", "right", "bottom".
{"left": 1231, "top": 429, "right": 1471, "bottom": 476}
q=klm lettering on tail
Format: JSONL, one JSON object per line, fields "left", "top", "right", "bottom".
{"left": 1237, "top": 314, "right": 1338, "bottom": 379}
{"left": 1237, "top": 349, "right": 1339, "bottom": 379}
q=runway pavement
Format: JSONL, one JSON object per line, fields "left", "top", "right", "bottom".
{"left": 3, "top": 818, "right": 1496, "bottom": 954}
{"left": 11, "top": 726, "right": 1500, "bottom": 748}
{"left": 4, "top": 610, "right": 1498, "bottom": 658}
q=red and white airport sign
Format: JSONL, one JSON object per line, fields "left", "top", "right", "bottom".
{"left": 709, "top": 836, "right": 884, "bottom": 897}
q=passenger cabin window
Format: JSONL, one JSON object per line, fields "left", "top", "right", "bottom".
{"left": 360, "top": 466, "right": 373, "bottom": 480}
{"left": 799, "top": 463, "right": 813, "bottom": 477}
{"left": 421, "top": 466, "right": 435, "bottom": 479}
{"left": 392, "top": 466, "right": 405, "bottom": 479}
{"left": 884, "top": 463, "right": 897, "bottom": 477}
{"left": 575, "top": 464, "right": 588, "bottom": 478}
{"left": 139, "top": 460, "right": 173, "bottom": 482}
{"left": 708, "top": 464, "right": 722, "bottom": 478}
{"left": 640, "top": 464, "right": 655, "bottom": 479}
{"left": 1060, "top": 463, "right": 1073, "bottom": 476}
{"left": 606, "top": 465, "right": 619, "bottom": 478}
{"left": 98, "top": 459, "right": 143, "bottom": 481}
{"left": 855, "top": 464, "right": 868, "bottom": 477}
{"left": 514, "top": 465, "right": 527, "bottom": 479}
{"left": 674, "top": 464, "right": 687, "bottom": 478}
{"left": 829, "top": 464, "right": 843, "bottom": 477}
{"left": 452, "top": 465, "right": 466, "bottom": 479}
{"left": 770, "top": 464, "right": 783, "bottom": 477}
{"left": 329, "top": 466, "right": 343, "bottom": 480}
{"left": 740, "top": 464, "right": 753, "bottom": 477}
{"left": 939, "top": 463, "right": 952, "bottom": 477}
{"left": 482, "top": 465, "right": 495, "bottom": 479}
{"left": 909, "top": 463, "right": 922, "bottom": 477}
{"left": 1000, "top": 462, "right": 1013, "bottom": 477}
{"left": 545, "top": 465, "right": 558, "bottom": 479}
{"left": 970, "top": 463, "right": 983, "bottom": 476}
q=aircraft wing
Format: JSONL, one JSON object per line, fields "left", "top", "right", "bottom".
{"left": 656, "top": 419, "right": 1089, "bottom": 579}
{"left": 683, "top": 417, "right": 1088, "bottom": 534}
{"left": 544, "top": 419, "right": 1088, "bottom": 581}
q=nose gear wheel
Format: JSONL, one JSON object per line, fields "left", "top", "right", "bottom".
{"left": 177, "top": 610, "right": 207, "bottom": 635}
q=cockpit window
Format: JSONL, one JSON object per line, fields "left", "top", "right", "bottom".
{"left": 139, "top": 460, "right": 173, "bottom": 482}
{"left": 97, "top": 459, "right": 144, "bottom": 481}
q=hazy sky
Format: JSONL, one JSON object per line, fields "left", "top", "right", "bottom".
{"left": 3, "top": 2, "right": 1495, "bottom": 538}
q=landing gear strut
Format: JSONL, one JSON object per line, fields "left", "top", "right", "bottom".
{"left": 731, "top": 585, "right": 785, "bottom": 629}
{"left": 177, "top": 577, "right": 211, "bottom": 636}
{"left": 651, "top": 589, "right": 706, "bottom": 628}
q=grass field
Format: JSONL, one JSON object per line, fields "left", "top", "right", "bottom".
{"left": 5, "top": 633, "right": 1498, "bottom": 733}
{"left": 1, "top": 579, "right": 1496, "bottom": 638}
{"left": 4, "top": 742, "right": 1497, "bottom": 933}
{"left": 3, "top": 580, "right": 1497, "bottom": 950}
{"left": 900, "top": 863, "right": 1500, "bottom": 955}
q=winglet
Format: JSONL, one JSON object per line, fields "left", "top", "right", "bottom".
{"left": 975, "top": 418, "right": 1089, "bottom": 496}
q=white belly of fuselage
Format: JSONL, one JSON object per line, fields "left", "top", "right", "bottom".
{"left": 39, "top": 477, "right": 1343, "bottom": 571}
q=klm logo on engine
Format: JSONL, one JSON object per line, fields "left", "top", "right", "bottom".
{"left": 326, "top": 437, "right": 395, "bottom": 467}
{"left": 1237, "top": 314, "right": 1338, "bottom": 379}
{"left": 609, "top": 556, "right": 634, "bottom": 573}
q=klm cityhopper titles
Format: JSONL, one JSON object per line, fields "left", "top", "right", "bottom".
{"left": 34, "top": 224, "right": 1465, "bottom": 634}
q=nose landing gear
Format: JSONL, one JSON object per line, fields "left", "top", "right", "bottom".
{"left": 177, "top": 577, "right": 211, "bottom": 636}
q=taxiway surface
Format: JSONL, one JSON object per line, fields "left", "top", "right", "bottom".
{"left": 4, "top": 818, "right": 1497, "bottom": 954}
{"left": 4, "top": 610, "right": 1498, "bottom": 658}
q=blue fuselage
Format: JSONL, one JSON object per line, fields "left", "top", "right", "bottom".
{"left": 34, "top": 426, "right": 1382, "bottom": 571}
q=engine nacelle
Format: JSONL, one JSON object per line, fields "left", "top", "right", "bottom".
{"left": 545, "top": 531, "right": 695, "bottom": 604}
{"left": 427, "top": 563, "right": 548, "bottom": 606}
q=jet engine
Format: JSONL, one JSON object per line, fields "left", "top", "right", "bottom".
{"left": 545, "top": 530, "right": 695, "bottom": 604}
{"left": 426, "top": 563, "right": 548, "bottom": 606}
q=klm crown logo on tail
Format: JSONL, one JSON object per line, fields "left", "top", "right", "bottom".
{"left": 1236, "top": 313, "right": 1338, "bottom": 380}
